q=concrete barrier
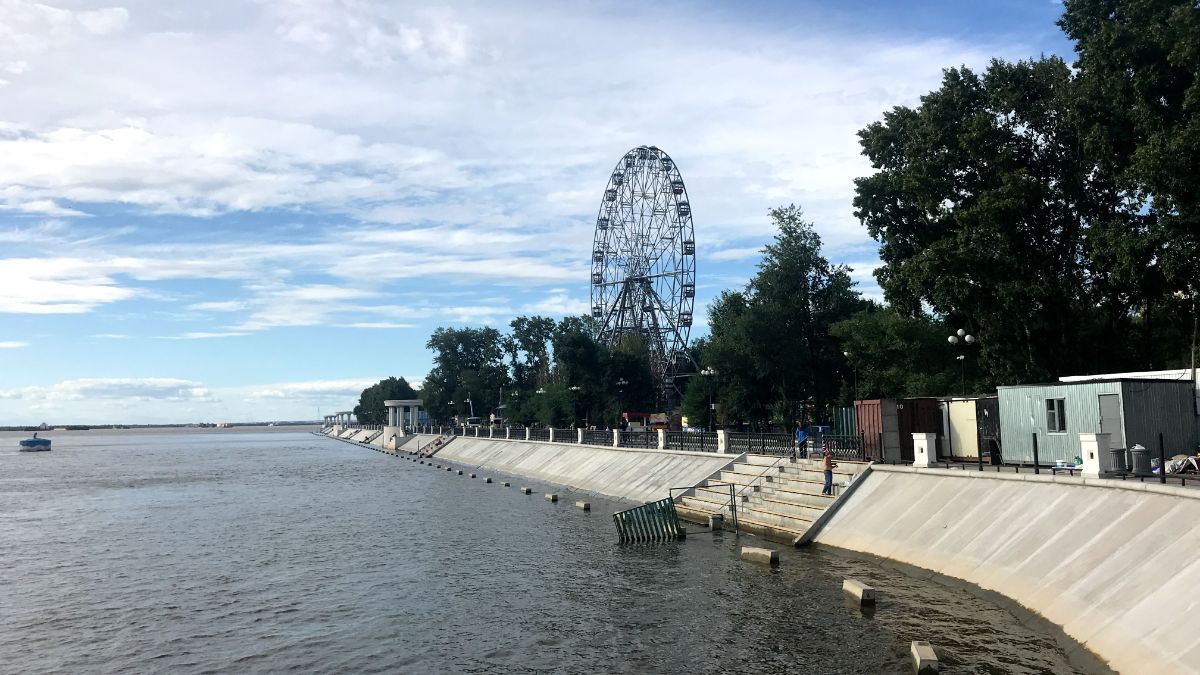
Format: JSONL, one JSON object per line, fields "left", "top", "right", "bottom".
{"left": 910, "top": 641, "right": 938, "bottom": 673}
{"left": 520, "top": 487, "right": 532, "bottom": 494}
{"left": 502, "top": 481, "right": 510, "bottom": 487}
{"left": 842, "top": 579, "right": 876, "bottom": 606}
{"left": 545, "top": 493, "right": 558, "bottom": 502}
{"left": 484, "top": 477, "right": 492, "bottom": 483}
{"left": 741, "top": 546, "right": 779, "bottom": 565}
{"left": 575, "top": 501, "right": 590, "bottom": 511}
{"left": 814, "top": 464, "right": 1200, "bottom": 674}
{"left": 433, "top": 437, "right": 740, "bottom": 503}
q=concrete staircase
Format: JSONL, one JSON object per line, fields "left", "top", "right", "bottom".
{"left": 675, "top": 454, "right": 869, "bottom": 543}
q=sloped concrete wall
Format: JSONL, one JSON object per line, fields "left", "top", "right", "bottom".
{"left": 814, "top": 465, "right": 1200, "bottom": 675}
{"left": 435, "top": 438, "right": 738, "bottom": 503}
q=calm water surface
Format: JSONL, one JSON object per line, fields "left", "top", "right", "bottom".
{"left": 0, "top": 429, "right": 1107, "bottom": 674}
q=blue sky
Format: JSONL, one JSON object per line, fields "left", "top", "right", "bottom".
{"left": 0, "top": 0, "right": 1071, "bottom": 424}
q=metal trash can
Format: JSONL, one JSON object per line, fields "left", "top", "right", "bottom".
{"left": 1129, "top": 444, "right": 1151, "bottom": 475}
{"left": 1109, "top": 447, "right": 1129, "bottom": 473}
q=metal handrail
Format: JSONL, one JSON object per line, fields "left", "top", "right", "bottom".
{"left": 669, "top": 480, "right": 739, "bottom": 534}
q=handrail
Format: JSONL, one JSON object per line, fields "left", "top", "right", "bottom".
{"left": 669, "top": 480, "right": 739, "bottom": 534}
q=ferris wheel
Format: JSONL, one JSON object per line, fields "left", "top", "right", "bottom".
{"left": 590, "top": 145, "right": 696, "bottom": 394}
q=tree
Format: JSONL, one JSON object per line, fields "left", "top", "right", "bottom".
{"left": 698, "top": 208, "right": 865, "bottom": 428}
{"left": 831, "top": 306, "right": 963, "bottom": 399}
{"left": 853, "top": 56, "right": 1180, "bottom": 384}
{"left": 422, "top": 327, "right": 507, "bottom": 422}
{"left": 353, "top": 376, "right": 418, "bottom": 425}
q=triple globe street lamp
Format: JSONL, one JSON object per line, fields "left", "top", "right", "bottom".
{"left": 947, "top": 329, "right": 977, "bottom": 396}
{"left": 700, "top": 367, "right": 717, "bottom": 432}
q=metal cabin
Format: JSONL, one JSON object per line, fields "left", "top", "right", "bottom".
{"left": 854, "top": 398, "right": 942, "bottom": 463}
{"left": 997, "top": 379, "right": 1199, "bottom": 466}
{"left": 937, "top": 396, "right": 1001, "bottom": 462}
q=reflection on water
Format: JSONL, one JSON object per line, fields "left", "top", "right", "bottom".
{"left": 0, "top": 430, "right": 1108, "bottom": 673}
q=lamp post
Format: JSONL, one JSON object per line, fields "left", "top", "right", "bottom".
{"left": 843, "top": 351, "right": 858, "bottom": 402}
{"left": 947, "top": 329, "right": 976, "bottom": 396}
{"left": 700, "top": 367, "right": 717, "bottom": 432}
{"left": 615, "top": 378, "right": 628, "bottom": 428}
{"left": 568, "top": 385, "right": 581, "bottom": 428}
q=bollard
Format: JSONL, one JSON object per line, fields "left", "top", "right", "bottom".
{"left": 520, "top": 487, "right": 532, "bottom": 494}
{"left": 1032, "top": 433, "right": 1040, "bottom": 474}
{"left": 708, "top": 514, "right": 724, "bottom": 531}
{"left": 740, "top": 546, "right": 779, "bottom": 565}
{"left": 1159, "top": 432, "right": 1166, "bottom": 485}
{"left": 485, "top": 477, "right": 492, "bottom": 483}
{"left": 911, "top": 641, "right": 939, "bottom": 673}
{"left": 502, "top": 481, "right": 510, "bottom": 487}
{"left": 843, "top": 579, "right": 876, "bottom": 606}
{"left": 470, "top": 473, "right": 476, "bottom": 478}
{"left": 575, "top": 501, "right": 591, "bottom": 511}
{"left": 545, "top": 493, "right": 558, "bottom": 502}
{"left": 457, "top": 470, "right": 463, "bottom": 475}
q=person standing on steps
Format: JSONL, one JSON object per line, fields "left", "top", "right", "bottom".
{"left": 821, "top": 448, "right": 837, "bottom": 496}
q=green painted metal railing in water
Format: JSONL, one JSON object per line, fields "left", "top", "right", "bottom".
{"left": 612, "top": 497, "right": 686, "bottom": 543}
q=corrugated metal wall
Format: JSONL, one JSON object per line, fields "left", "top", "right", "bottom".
{"left": 997, "top": 381, "right": 1123, "bottom": 465}
{"left": 1121, "top": 381, "right": 1199, "bottom": 455}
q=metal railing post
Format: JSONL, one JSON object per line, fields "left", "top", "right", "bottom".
{"left": 728, "top": 482, "right": 738, "bottom": 535}
{"left": 1032, "top": 433, "right": 1040, "bottom": 475}
{"left": 1159, "top": 432, "right": 1167, "bottom": 484}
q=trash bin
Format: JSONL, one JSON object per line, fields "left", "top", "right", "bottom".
{"left": 1109, "top": 447, "right": 1129, "bottom": 473}
{"left": 1129, "top": 444, "right": 1151, "bottom": 475}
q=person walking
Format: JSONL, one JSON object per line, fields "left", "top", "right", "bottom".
{"left": 821, "top": 448, "right": 837, "bottom": 496}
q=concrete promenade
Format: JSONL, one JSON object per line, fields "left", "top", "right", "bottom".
{"left": 813, "top": 465, "right": 1200, "bottom": 675}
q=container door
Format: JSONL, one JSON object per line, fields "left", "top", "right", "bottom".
{"left": 1098, "top": 394, "right": 1124, "bottom": 449}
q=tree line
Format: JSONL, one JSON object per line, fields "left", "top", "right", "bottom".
{"left": 357, "top": 0, "right": 1198, "bottom": 429}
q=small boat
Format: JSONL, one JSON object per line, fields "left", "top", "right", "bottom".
{"left": 18, "top": 433, "right": 51, "bottom": 452}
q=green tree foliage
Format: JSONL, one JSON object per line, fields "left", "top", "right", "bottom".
{"left": 353, "top": 376, "right": 418, "bottom": 425}
{"left": 853, "top": 54, "right": 1195, "bottom": 385}
{"left": 421, "top": 327, "right": 507, "bottom": 423}
{"left": 696, "top": 207, "right": 865, "bottom": 428}
{"left": 831, "top": 305, "right": 963, "bottom": 398}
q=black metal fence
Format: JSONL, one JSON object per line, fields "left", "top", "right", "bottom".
{"left": 582, "top": 429, "right": 613, "bottom": 447}
{"left": 810, "top": 434, "right": 865, "bottom": 461}
{"left": 529, "top": 427, "right": 550, "bottom": 442}
{"left": 552, "top": 428, "right": 578, "bottom": 443}
{"left": 727, "top": 432, "right": 793, "bottom": 456}
{"left": 612, "top": 497, "right": 685, "bottom": 543}
{"left": 619, "top": 430, "right": 656, "bottom": 448}
{"left": 665, "top": 431, "right": 717, "bottom": 453}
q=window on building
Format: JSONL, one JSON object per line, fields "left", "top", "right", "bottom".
{"left": 1046, "top": 398, "right": 1067, "bottom": 432}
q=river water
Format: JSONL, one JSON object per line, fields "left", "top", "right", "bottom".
{"left": 0, "top": 429, "right": 1107, "bottom": 674}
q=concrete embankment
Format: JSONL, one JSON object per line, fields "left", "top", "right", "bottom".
{"left": 813, "top": 465, "right": 1200, "bottom": 674}
{"left": 432, "top": 437, "right": 738, "bottom": 503}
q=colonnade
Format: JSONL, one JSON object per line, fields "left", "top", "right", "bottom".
{"left": 324, "top": 412, "right": 354, "bottom": 427}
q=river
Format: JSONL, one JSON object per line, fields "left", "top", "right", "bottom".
{"left": 0, "top": 428, "right": 1108, "bottom": 673}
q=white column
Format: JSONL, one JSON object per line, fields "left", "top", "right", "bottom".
{"left": 717, "top": 430, "right": 729, "bottom": 454}
{"left": 657, "top": 428, "right": 666, "bottom": 450}
{"left": 577, "top": 428, "right": 584, "bottom": 444}
{"left": 613, "top": 429, "right": 620, "bottom": 447}
{"left": 1080, "top": 433, "right": 1112, "bottom": 479}
{"left": 912, "top": 433, "right": 938, "bottom": 468}
{"left": 548, "top": 428, "right": 555, "bottom": 443}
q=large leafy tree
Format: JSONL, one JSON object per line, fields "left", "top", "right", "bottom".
{"left": 698, "top": 207, "right": 864, "bottom": 428}
{"left": 353, "top": 376, "right": 418, "bottom": 425}
{"left": 831, "top": 306, "right": 964, "bottom": 399}
{"left": 422, "top": 327, "right": 507, "bottom": 422}
{"left": 853, "top": 56, "right": 1174, "bottom": 384}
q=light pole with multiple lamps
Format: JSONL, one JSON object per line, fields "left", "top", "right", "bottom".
{"left": 615, "top": 378, "right": 628, "bottom": 428}
{"left": 947, "top": 329, "right": 976, "bottom": 396}
{"left": 568, "top": 385, "right": 582, "bottom": 427}
{"left": 843, "top": 351, "right": 858, "bottom": 402}
{"left": 700, "top": 367, "right": 717, "bottom": 431}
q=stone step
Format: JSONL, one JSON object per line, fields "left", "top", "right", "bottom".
{"left": 736, "top": 503, "right": 815, "bottom": 529}
{"left": 679, "top": 494, "right": 732, "bottom": 515}
{"left": 756, "top": 484, "right": 837, "bottom": 507}
{"left": 733, "top": 511, "right": 811, "bottom": 539}
{"left": 716, "top": 469, "right": 770, "bottom": 486}
{"left": 743, "top": 494, "right": 826, "bottom": 519}
{"left": 741, "top": 453, "right": 798, "bottom": 467}
{"left": 779, "top": 464, "right": 856, "bottom": 480}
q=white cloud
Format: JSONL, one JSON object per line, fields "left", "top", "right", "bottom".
{"left": 0, "top": 377, "right": 213, "bottom": 401}
{"left": 0, "top": 257, "right": 136, "bottom": 313}
{"left": 247, "top": 378, "right": 377, "bottom": 400}
{"left": 75, "top": 8, "right": 129, "bottom": 36}
{"left": 708, "top": 246, "right": 765, "bottom": 263}
{"left": 156, "top": 331, "right": 250, "bottom": 339}
{"left": 0, "top": 340, "right": 29, "bottom": 348}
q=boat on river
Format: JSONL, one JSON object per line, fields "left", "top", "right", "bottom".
{"left": 18, "top": 434, "right": 51, "bottom": 452}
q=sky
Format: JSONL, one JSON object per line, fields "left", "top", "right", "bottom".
{"left": 0, "top": 0, "right": 1073, "bottom": 425}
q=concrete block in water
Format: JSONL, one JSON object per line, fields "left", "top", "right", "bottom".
{"left": 457, "top": 470, "right": 463, "bottom": 475}
{"left": 910, "top": 641, "right": 939, "bottom": 673}
{"left": 575, "top": 501, "right": 591, "bottom": 511}
{"left": 502, "top": 481, "right": 510, "bottom": 487}
{"left": 708, "top": 514, "right": 724, "bottom": 530}
{"left": 470, "top": 473, "right": 476, "bottom": 478}
{"left": 545, "top": 493, "right": 558, "bottom": 502}
{"left": 520, "top": 487, "right": 532, "bottom": 494}
{"left": 484, "top": 477, "right": 492, "bottom": 483}
{"left": 843, "top": 579, "right": 876, "bottom": 606}
{"left": 741, "top": 546, "right": 779, "bottom": 565}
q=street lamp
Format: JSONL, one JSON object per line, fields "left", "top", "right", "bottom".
{"left": 843, "top": 351, "right": 858, "bottom": 402}
{"left": 947, "top": 329, "right": 977, "bottom": 396}
{"left": 700, "top": 367, "right": 717, "bottom": 432}
{"left": 615, "top": 378, "right": 628, "bottom": 428}
{"left": 568, "top": 385, "right": 582, "bottom": 427}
